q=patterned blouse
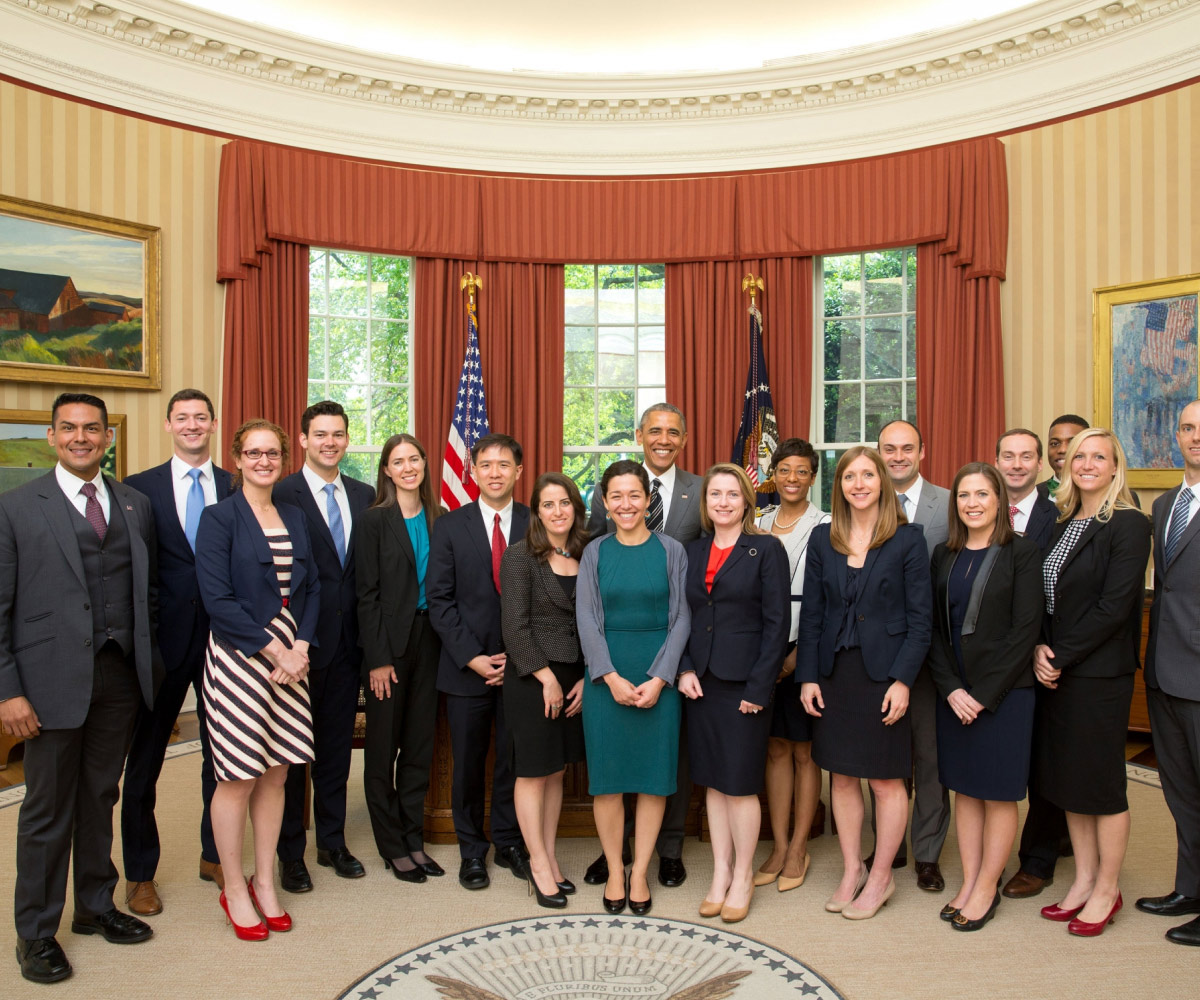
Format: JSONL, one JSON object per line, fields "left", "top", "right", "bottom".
{"left": 1042, "top": 517, "right": 1092, "bottom": 614}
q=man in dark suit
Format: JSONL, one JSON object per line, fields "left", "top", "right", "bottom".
{"left": 995, "top": 427, "right": 1058, "bottom": 552}
{"left": 0, "top": 393, "right": 162, "bottom": 983}
{"left": 428, "top": 432, "right": 529, "bottom": 890}
{"left": 584, "top": 403, "right": 701, "bottom": 890}
{"left": 1037, "top": 413, "right": 1090, "bottom": 500}
{"left": 1138, "top": 399, "right": 1200, "bottom": 945}
{"left": 121, "top": 389, "right": 233, "bottom": 917}
{"left": 273, "top": 400, "right": 375, "bottom": 891}
{"left": 876, "top": 419, "right": 950, "bottom": 891}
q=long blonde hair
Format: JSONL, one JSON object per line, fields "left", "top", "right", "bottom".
{"left": 1054, "top": 427, "right": 1140, "bottom": 522}
{"left": 699, "top": 464, "right": 764, "bottom": 535}
{"left": 828, "top": 446, "right": 902, "bottom": 554}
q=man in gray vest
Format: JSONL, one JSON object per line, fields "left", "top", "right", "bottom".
{"left": 0, "top": 393, "right": 162, "bottom": 983}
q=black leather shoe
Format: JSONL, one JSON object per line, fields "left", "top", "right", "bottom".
{"left": 459, "top": 858, "right": 490, "bottom": 890}
{"left": 1167, "top": 914, "right": 1200, "bottom": 946}
{"left": 865, "top": 851, "right": 908, "bottom": 871}
{"left": 70, "top": 909, "right": 153, "bottom": 944}
{"left": 415, "top": 857, "right": 445, "bottom": 877}
{"left": 602, "top": 878, "right": 627, "bottom": 914}
{"left": 951, "top": 892, "right": 1000, "bottom": 932}
{"left": 557, "top": 878, "right": 577, "bottom": 895}
{"left": 16, "top": 937, "right": 71, "bottom": 983}
{"left": 629, "top": 893, "right": 652, "bottom": 916}
{"left": 494, "top": 845, "right": 529, "bottom": 880}
{"left": 1136, "top": 892, "right": 1200, "bottom": 917}
{"left": 657, "top": 857, "right": 687, "bottom": 888}
{"left": 280, "top": 858, "right": 313, "bottom": 893}
{"left": 384, "top": 858, "right": 427, "bottom": 883}
{"left": 317, "top": 847, "right": 366, "bottom": 879}
{"left": 584, "top": 853, "right": 609, "bottom": 885}
{"left": 916, "top": 861, "right": 945, "bottom": 892}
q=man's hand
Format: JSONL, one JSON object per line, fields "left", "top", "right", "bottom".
{"left": 468, "top": 654, "right": 506, "bottom": 686}
{"left": 0, "top": 696, "right": 40, "bottom": 740}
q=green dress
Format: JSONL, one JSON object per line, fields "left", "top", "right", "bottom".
{"left": 583, "top": 534, "right": 681, "bottom": 795}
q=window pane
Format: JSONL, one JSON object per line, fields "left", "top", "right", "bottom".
{"left": 905, "top": 248, "right": 917, "bottom": 310}
{"left": 371, "top": 386, "right": 408, "bottom": 445}
{"left": 565, "top": 326, "right": 596, "bottom": 385}
{"left": 309, "top": 250, "right": 328, "bottom": 314}
{"left": 563, "top": 452, "right": 596, "bottom": 504}
{"left": 565, "top": 286, "right": 596, "bottom": 325}
{"left": 824, "top": 255, "right": 861, "bottom": 317}
{"left": 817, "top": 448, "right": 846, "bottom": 513}
{"left": 598, "top": 285, "right": 636, "bottom": 325}
{"left": 338, "top": 452, "right": 376, "bottom": 484}
{"left": 865, "top": 317, "right": 903, "bottom": 379}
{"left": 905, "top": 316, "right": 917, "bottom": 378}
{"left": 597, "top": 328, "right": 636, "bottom": 386}
{"left": 324, "top": 383, "right": 367, "bottom": 443}
{"left": 563, "top": 388, "right": 596, "bottom": 448}
{"left": 824, "top": 382, "right": 861, "bottom": 443}
{"left": 638, "top": 326, "right": 665, "bottom": 385}
{"left": 824, "top": 320, "right": 860, "bottom": 381}
{"left": 370, "top": 256, "right": 410, "bottom": 321}
{"left": 370, "top": 320, "right": 408, "bottom": 384}
{"left": 327, "top": 251, "right": 369, "bottom": 317}
{"left": 906, "top": 379, "right": 918, "bottom": 423}
{"left": 864, "top": 249, "right": 904, "bottom": 314}
{"left": 864, "top": 382, "right": 903, "bottom": 442}
{"left": 327, "top": 318, "right": 368, "bottom": 382}
{"left": 638, "top": 283, "right": 665, "bottom": 323}
{"left": 597, "top": 389, "right": 636, "bottom": 446}
{"left": 597, "top": 263, "right": 636, "bottom": 289}
{"left": 308, "top": 316, "right": 326, "bottom": 380}
{"left": 637, "top": 264, "right": 665, "bottom": 287}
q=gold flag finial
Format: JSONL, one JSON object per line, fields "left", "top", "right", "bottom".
{"left": 741, "top": 273, "right": 764, "bottom": 302}
{"left": 460, "top": 271, "right": 482, "bottom": 304}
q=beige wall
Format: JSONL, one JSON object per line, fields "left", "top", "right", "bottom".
{"left": 0, "top": 81, "right": 227, "bottom": 472}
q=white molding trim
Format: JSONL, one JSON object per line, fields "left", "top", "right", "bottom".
{"left": 2, "top": 0, "right": 1199, "bottom": 172}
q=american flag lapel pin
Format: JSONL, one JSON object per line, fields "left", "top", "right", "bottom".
{"left": 126, "top": 505, "right": 134, "bottom": 511}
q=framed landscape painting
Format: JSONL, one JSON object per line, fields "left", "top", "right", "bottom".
{"left": 1094, "top": 273, "right": 1200, "bottom": 488}
{"left": 0, "top": 408, "right": 127, "bottom": 495}
{"left": 0, "top": 195, "right": 160, "bottom": 390}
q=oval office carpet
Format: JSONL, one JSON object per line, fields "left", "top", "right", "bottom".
{"left": 0, "top": 747, "right": 1193, "bottom": 1000}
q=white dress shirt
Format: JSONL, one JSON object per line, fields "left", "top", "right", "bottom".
{"left": 643, "top": 462, "right": 676, "bottom": 528}
{"left": 1164, "top": 474, "right": 1200, "bottom": 541}
{"left": 1012, "top": 488, "right": 1038, "bottom": 534}
{"left": 171, "top": 455, "right": 219, "bottom": 529}
{"left": 479, "top": 497, "right": 514, "bottom": 542}
{"left": 897, "top": 475, "right": 925, "bottom": 522}
{"left": 303, "top": 463, "right": 352, "bottom": 535}
{"left": 56, "top": 463, "right": 109, "bottom": 521}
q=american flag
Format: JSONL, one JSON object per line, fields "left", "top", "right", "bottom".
{"left": 1141, "top": 297, "right": 1197, "bottom": 377}
{"left": 441, "top": 298, "right": 490, "bottom": 510}
{"left": 731, "top": 301, "right": 780, "bottom": 510}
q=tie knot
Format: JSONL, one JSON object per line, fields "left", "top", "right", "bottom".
{"left": 188, "top": 468, "right": 202, "bottom": 482}
{"left": 324, "top": 482, "right": 336, "bottom": 496}
{"left": 896, "top": 493, "right": 908, "bottom": 505}
{"left": 652, "top": 478, "right": 662, "bottom": 489}
{"left": 494, "top": 512, "right": 501, "bottom": 526}
{"left": 80, "top": 482, "right": 97, "bottom": 499}
{"left": 1182, "top": 486, "right": 1195, "bottom": 503}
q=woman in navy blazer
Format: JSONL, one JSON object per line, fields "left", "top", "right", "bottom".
{"left": 798, "top": 446, "right": 932, "bottom": 920}
{"left": 678, "top": 465, "right": 789, "bottom": 924}
{"left": 195, "top": 420, "right": 319, "bottom": 941}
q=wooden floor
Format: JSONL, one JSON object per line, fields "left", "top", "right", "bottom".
{"left": 0, "top": 714, "right": 1160, "bottom": 790}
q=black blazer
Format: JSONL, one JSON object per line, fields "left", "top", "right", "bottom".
{"left": 124, "top": 460, "right": 234, "bottom": 672}
{"left": 195, "top": 493, "right": 321, "bottom": 656}
{"left": 1042, "top": 507, "right": 1151, "bottom": 678}
{"left": 427, "top": 500, "right": 530, "bottom": 696}
{"left": 928, "top": 536, "right": 1043, "bottom": 712}
{"left": 796, "top": 523, "right": 932, "bottom": 687}
{"left": 273, "top": 471, "right": 374, "bottom": 671}
{"left": 499, "top": 540, "right": 581, "bottom": 678}
{"left": 356, "top": 503, "right": 435, "bottom": 673}
{"left": 680, "top": 533, "right": 790, "bottom": 708}
{"left": 1024, "top": 491, "right": 1059, "bottom": 555}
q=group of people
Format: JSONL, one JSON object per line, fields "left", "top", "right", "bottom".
{"left": 3, "top": 389, "right": 1200, "bottom": 985}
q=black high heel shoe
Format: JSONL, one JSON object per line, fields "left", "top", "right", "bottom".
{"left": 384, "top": 858, "right": 427, "bottom": 884}
{"left": 603, "top": 875, "right": 627, "bottom": 914}
{"left": 556, "top": 878, "right": 577, "bottom": 895}
{"left": 629, "top": 874, "right": 652, "bottom": 916}
{"left": 527, "top": 869, "right": 567, "bottom": 909}
{"left": 952, "top": 892, "right": 1000, "bottom": 932}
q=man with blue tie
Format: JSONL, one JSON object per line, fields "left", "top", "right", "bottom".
{"left": 121, "top": 389, "right": 233, "bottom": 916}
{"left": 273, "top": 401, "right": 375, "bottom": 891}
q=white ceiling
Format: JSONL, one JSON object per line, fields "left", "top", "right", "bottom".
{"left": 186, "top": 0, "right": 1030, "bottom": 75}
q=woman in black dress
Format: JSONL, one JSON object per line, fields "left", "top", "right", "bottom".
{"left": 500, "top": 472, "right": 589, "bottom": 908}
{"left": 1034, "top": 428, "right": 1150, "bottom": 937}
{"left": 928, "top": 463, "right": 1042, "bottom": 932}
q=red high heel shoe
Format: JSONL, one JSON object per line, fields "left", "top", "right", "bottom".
{"left": 219, "top": 891, "right": 269, "bottom": 941}
{"left": 1040, "top": 900, "right": 1084, "bottom": 921}
{"left": 1068, "top": 893, "right": 1122, "bottom": 937}
{"left": 247, "top": 878, "right": 293, "bottom": 932}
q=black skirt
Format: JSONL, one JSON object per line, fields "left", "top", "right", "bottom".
{"left": 769, "top": 644, "right": 813, "bottom": 742}
{"left": 811, "top": 647, "right": 911, "bottom": 780}
{"left": 686, "top": 673, "right": 772, "bottom": 796}
{"left": 1033, "top": 672, "right": 1133, "bottom": 815}
{"left": 937, "top": 687, "right": 1034, "bottom": 801}
{"left": 503, "top": 659, "right": 586, "bottom": 778}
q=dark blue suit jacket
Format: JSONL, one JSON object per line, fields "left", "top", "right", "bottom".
{"left": 796, "top": 523, "right": 932, "bottom": 687}
{"left": 195, "top": 493, "right": 320, "bottom": 656}
{"left": 273, "top": 471, "right": 374, "bottom": 672}
{"left": 124, "top": 460, "right": 234, "bottom": 672}
{"left": 1024, "top": 491, "right": 1059, "bottom": 555}
{"left": 427, "top": 500, "right": 530, "bottom": 696}
{"left": 680, "top": 533, "right": 790, "bottom": 708}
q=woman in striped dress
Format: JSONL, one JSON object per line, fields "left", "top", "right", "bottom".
{"left": 194, "top": 420, "right": 320, "bottom": 940}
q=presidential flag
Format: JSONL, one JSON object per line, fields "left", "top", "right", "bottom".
{"left": 731, "top": 300, "right": 780, "bottom": 510}
{"left": 441, "top": 297, "right": 491, "bottom": 509}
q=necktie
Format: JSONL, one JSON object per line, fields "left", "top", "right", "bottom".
{"left": 646, "top": 478, "right": 664, "bottom": 531}
{"left": 1165, "top": 486, "right": 1194, "bottom": 564}
{"left": 1009, "top": 505, "right": 1019, "bottom": 528}
{"left": 80, "top": 482, "right": 107, "bottom": 542}
{"left": 896, "top": 492, "right": 909, "bottom": 520}
{"left": 184, "top": 468, "right": 205, "bottom": 552}
{"left": 491, "top": 511, "right": 506, "bottom": 591}
{"left": 324, "top": 482, "right": 346, "bottom": 567}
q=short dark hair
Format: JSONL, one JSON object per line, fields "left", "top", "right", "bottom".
{"left": 51, "top": 391, "right": 108, "bottom": 429}
{"left": 996, "top": 428, "right": 1043, "bottom": 459}
{"left": 600, "top": 459, "right": 650, "bottom": 498}
{"left": 946, "top": 463, "right": 1014, "bottom": 551}
{"left": 167, "top": 388, "right": 215, "bottom": 420}
{"left": 1049, "top": 413, "right": 1089, "bottom": 432}
{"left": 771, "top": 437, "right": 819, "bottom": 475}
{"left": 301, "top": 400, "right": 348, "bottom": 435}
{"left": 470, "top": 432, "right": 523, "bottom": 466}
{"left": 877, "top": 419, "right": 924, "bottom": 451}
{"left": 526, "top": 472, "right": 590, "bottom": 560}
{"left": 639, "top": 402, "right": 687, "bottom": 435}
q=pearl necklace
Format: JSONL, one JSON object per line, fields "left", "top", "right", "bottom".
{"left": 772, "top": 505, "right": 808, "bottom": 531}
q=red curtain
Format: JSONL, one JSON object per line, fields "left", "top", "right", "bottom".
{"left": 665, "top": 257, "right": 814, "bottom": 477}
{"left": 414, "top": 258, "right": 564, "bottom": 504}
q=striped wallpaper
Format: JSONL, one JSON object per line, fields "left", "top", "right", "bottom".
{"left": 0, "top": 80, "right": 228, "bottom": 472}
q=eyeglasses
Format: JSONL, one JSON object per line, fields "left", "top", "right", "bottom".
{"left": 242, "top": 449, "right": 282, "bottom": 462}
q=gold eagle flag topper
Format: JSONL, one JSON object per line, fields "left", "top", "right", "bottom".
{"left": 460, "top": 271, "right": 483, "bottom": 304}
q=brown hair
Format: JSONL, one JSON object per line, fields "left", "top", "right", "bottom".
{"left": 1054, "top": 427, "right": 1142, "bottom": 523}
{"left": 526, "top": 472, "right": 590, "bottom": 560}
{"left": 370, "top": 434, "right": 441, "bottom": 533}
{"left": 699, "top": 464, "right": 765, "bottom": 536}
{"left": 946, "top": 463, "right": 1014, "bottom": 551}
{"left": 230, "top": 419, "right": 288, "bottom": 489}
{"left": 828, "top": 446, "right": 901, "bottom": 554}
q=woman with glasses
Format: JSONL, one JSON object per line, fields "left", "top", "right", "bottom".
{"left": 195, "top": 420, "right": 319, "bottom": 941}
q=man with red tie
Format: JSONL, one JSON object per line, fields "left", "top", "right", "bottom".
{"left": 995, "top": 428, "right": 1058, "bottom": 553}
{"left": 427, "top": 433, "right": 530, "bottom": 890}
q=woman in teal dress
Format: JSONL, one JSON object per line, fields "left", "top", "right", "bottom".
{"left": 577, "top": 460, "right": 690, "bottom": 917}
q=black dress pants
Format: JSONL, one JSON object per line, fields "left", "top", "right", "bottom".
{"left": 445, "top": 686, "right": 520, "bottom": 859}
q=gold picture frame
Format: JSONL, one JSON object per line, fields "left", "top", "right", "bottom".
{"left": 0, "top": 194, "right": 161, "bottom": 390}
{"left": 1093, "top": 273, "right": 1200, "bottom": 488}
{"left": 0, "top": 408, "right": 127, "bottom": 495}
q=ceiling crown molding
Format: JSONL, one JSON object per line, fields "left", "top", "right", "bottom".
{"left": 2, "top": 0, "right": 1199, "bottom": 172}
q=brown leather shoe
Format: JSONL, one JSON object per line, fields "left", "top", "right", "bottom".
{"left": 124, "top": 881, "right": 162, "bottom": 916}
{"left": 1002, "top": 869, "right": 1052, "bottom": 899}
{"left": 198, "top": 858, "right": 225, "bottom": 891}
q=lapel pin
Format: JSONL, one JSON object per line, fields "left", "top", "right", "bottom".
{"left": 680, "top": 494, "right": 688, "bottom": 499}
{"left": 749, "top": 547, "right": 757, "bottom": 557}
{"left": 126, "top": 505, "right": 134, "bottom": 511}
